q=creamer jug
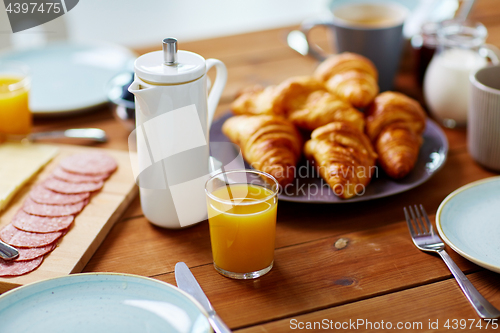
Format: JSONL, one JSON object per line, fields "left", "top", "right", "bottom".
{"left": 423, "top": 20, "right": 499, "bottom": 128}
{"left": 128, "top": 38, "right": 227, "bottom": 228}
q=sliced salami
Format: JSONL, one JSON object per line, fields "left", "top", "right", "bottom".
{"left": 12, "top": 210, "right": 74, "bottom": 233}
{"left": 23, "top": 198, "right": 87, "bottom": 217}
{"left": 0, "top": 223, "right": 64, "bottom": 248}
{"left": 60, "top": 152, "right": 117, "bottom": 175}
{"left": 30, "top": 185, "right": 89, "bottom": 205}
{"left": 44, "top": 178, "right": 103, "bottom": 194}
{"left": 15, "top": 244, "right": 56, "bottom": 261}
{"left": 52, "top": 167, "right": 110, "bottom": 183}
{"left": 0, "top": 256, "right": 44, "bottom": 276}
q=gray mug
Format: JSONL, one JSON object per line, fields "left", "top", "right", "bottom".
{"left": 301, "top": 2, "right": 409, "bottom": 92}
{"left": 468, "top": 65, "right": 500, "bottom": 171}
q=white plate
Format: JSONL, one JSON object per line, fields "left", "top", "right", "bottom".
{"left": 0, "top": 42, "right": 136, "bottom": 116}
{"left": 436, "top": 176, "right": 500, "bottom": 273}
{"left": 0, "top": 273, "right": 212, "bottom": 333}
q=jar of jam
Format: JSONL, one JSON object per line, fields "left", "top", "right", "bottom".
{"left": 411, "top": 21, "right": 439, "bottom": 87}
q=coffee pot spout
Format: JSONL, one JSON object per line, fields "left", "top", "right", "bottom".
{"left": 128, "top": 79, "right": 160, "bottom": 116}
{"left": 128, "top": 79, "right": 155, "bottom": 98}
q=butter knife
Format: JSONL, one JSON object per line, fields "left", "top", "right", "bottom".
{"left": 175, "top": 262, "right": 232, "bottom": 333}
{"left": 0, "top": 240, "right": 19, "bottom": 260}
{"left": 29, "top": 128, "right": 108, "bottom": 143}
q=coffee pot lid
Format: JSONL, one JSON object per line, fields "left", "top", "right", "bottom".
{"left": 134, "top": 38, "right": 206, "bottom": 84}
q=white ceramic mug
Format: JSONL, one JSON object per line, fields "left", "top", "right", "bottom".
{"left": 468, "top": 65, "right": 500, "bottom": 171}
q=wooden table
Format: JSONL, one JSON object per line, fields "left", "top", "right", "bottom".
{"left": 30, "top": 0, "right": 500, "bottom": 331}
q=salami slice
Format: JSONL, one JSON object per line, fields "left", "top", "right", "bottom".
{"left": 52, "top": 167, "right": 110, "bottom": 183}
{"left": 44, "top": 178, "right": 103, "bottom": 194}
{"left": 0, "top": 256, "right": 44, "bottom": 276}
{"left": 0, "top": 223, "right": 64, "bottom": 248}
{"left": 30, "top": 185, "right": 89, "bottom": 205}
{"left": 60, "top": 152, "right": 117, "bottom": 175}
{"left": 15, "top": 244, "right": 56, "bottom": 261}
{"left": 12, "top": 210, "right": 74, "bottom": 233}
{"left": 23, "top": 198, "right": 87, "bottom": 217}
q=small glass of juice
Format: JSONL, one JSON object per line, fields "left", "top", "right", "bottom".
{"left": 0, "top": 62, "right": 31, "bottom": 139}
{"left": 205, "top": 170, "right": 279, "bottom": 279}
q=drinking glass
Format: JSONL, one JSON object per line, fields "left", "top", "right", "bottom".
{"left": 205, "top": 170, "right": 279, "bottom": 279}
{"left": 0, "top": 62, "right": 31, "bottom": 139}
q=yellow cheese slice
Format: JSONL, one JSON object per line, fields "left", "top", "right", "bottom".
{"left": 0, "top": 142, "right": 58, "bottom": 212}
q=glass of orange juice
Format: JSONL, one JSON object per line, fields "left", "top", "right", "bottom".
{"left": 205, "top": 170, "right": 279, "bottom": 279}
{"left": 0, "top": 62, "right": 31, "bottom": 139}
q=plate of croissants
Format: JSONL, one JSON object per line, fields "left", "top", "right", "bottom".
{"left": 210, "top": 52, "right": 448, "bottom": 203}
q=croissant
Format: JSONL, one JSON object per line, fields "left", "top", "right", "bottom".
{"left": 366, "top": 91, "right": 427, "bottom": 179}
{"left": 230, "top": 76, "right": 323, "bottom": 118}
{"left": 222, "top": 115, "right": 302, "bottom": 187}
{"left": 274, "top": 76, "right": 365, "bottom": 131}
{"left": 230, "top": 85, "right": 284, "bottom": 116}
{"left": 314, "top": 53, "right": 379, "bottom": 108}
{"left": 304, "top": 122, "right": 378, "bottom": 199}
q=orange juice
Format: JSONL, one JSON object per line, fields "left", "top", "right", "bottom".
{"left": 0, "top": 75, "right": 31, "bottom": 136}
{"left": 207, "top": 183, "right": 277, "bottom": 274}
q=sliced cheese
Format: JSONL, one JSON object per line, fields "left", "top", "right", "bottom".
{"left": 0, "top": 142, "right": 58, "bottom": 212}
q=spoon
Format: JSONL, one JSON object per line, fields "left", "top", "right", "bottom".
{"left": 286, "top": 29, "right": 327, "bottom": 61}
{"left": 29, "top": 128, "right": 108, "bottom": 143}
{"left": 0, "top": 240, "right": 19, "bottom": 260}
{"left": 457, "top": 0, "right": 476, "bottom": 21}
{"left": 286, "top": 30, "right": 310, "bottom": 56}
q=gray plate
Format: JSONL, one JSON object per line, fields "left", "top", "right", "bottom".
{"left": 210, "top": 113, "right": 448, "bottom": 203}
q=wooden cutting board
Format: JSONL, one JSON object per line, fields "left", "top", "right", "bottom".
{"left": 0, "top": 144, "right": 138, "bottom": 293}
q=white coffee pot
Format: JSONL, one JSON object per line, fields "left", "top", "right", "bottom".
{"left": 128, "top": 38, "right": 227, "bottom": 229}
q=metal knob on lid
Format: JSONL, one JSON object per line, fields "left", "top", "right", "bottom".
{"left": 163, "top": 38, "right": 177, "bottom": 65}
{"left": 134, "top": 37, "right": 206, "bottom": 83}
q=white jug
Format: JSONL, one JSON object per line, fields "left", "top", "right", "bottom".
{"left": 128, "top": 38, "right": 227, "bottom": 229}
{"left": 423, "top": 20, "right": 499, "bottom": 128}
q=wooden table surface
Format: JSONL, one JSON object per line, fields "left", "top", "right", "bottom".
{"left": 29, "top": 0, "right": 500, "bottom": 331}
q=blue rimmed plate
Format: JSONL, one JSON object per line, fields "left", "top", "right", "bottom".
{"left": 0, "top": 273, "right": 212, "bottom": 333}
{"left": 436, "top": 176, "right": 500, "bottom": 273}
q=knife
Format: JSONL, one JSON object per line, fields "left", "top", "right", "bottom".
{"left": 175, "top": 262, "right": 232, "bottom": 333}
{"left": 0, "top": 240, "right": 19, "bottom": 260}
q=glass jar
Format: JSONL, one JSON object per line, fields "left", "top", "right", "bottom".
{"left": 423, "top": 20, "right": 499, "bottom": 128}
{"left": 411, "top": 21, "right": 439, "bottom": 87}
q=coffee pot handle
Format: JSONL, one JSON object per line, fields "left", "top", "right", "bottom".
{"left": 206, "top": 59, "right": 227, "bottom": 128}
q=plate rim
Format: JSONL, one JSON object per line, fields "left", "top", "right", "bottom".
{"left": 436, "top": 175, "right": 500, "bottom": 273}
{"left": 0, "top": 271, "right": 211, "bottom": 330}
{"left": 0, "top": 41, "right": 137, "bottom": 116}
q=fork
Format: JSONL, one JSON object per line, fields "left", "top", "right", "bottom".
{"left": 404, "top": 204, "right": 500, "bottom": 319}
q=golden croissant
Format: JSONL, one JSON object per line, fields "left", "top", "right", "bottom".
{"left": 222, "top": 115, "right": 303, "bottom": 187}
{"left": 304, "top": 122, "right": 378, "bottom": 199}
{"left": 314, "top": 53, "right": 379, "bottom": 108}
{"left": 231, "top": 76, "right": 365, "bottom": 131}
{"left": 275, "top": 76, "right": 365, "bottom": 131}
{"left": 366, "top": 91, "right": 427, "bottom": 179}
{"left": 230, "top": 84, "right": 285, "bottom": 116}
